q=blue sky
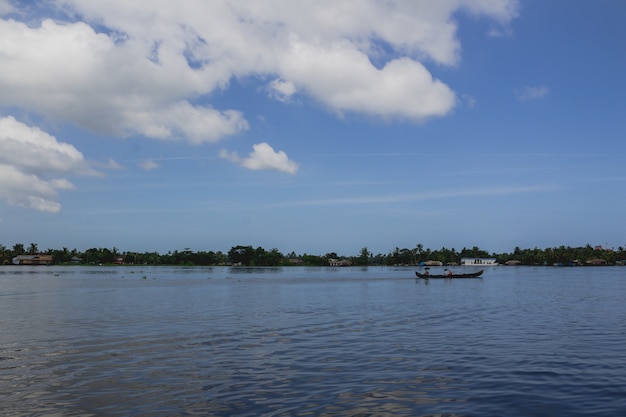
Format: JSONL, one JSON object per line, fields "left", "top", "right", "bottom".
{"left": 1, "top": 0, "right": 625, "bottom": 256}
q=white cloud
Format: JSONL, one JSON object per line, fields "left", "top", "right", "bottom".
{"left": 220, "top": 142, "right": 299, "bottom": 175}
{"left": 516, "top": 85, "right": 549, "bottom": 101}
{"left": 0, "top": 18, "right": 248, "bottom": 143}
{"left": 276, "top": 184, "right": 554, "bottom": 207}
{"left": 0, "top": 0, "right": 14, "bottom": 15}
{"left": 0, "top": 1, "right": 518, "bottom": 141}
{"left": 0, "top": 164, "right": 62, "bottom": 212}
{"left": 126, "top": 102, "right": 249, "bottom": 144}
{"left": 279, "top": 42, "right": 456, "bottom": 120}
{"left": 268, "top": 79, "right": 297, "bottom": 102}
{"left": 106, "top": 158, "right": 124, "bottom": 170}
{"left": 140, "top": 160, "right": 160, "bottom": 171}
{"left": 0, "top": 115, "right": 95, "bottom": 212}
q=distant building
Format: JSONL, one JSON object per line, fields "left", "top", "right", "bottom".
{"left": 12, "top": 255, "right": 53, "bottom": 265}
{"left": 113, "top": 255, "right": 126, "bottom": 265}
{"left": 461, "top": 257, "right": 498, "bottom": 266}
{"left": 328, "top": 259, "right": 352, "bottom": 266}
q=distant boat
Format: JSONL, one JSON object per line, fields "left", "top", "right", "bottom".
{"left": 415, "top": 270, "right": 484, "bottom": 279}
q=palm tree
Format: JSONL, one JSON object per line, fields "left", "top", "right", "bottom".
{"left": 28, "top": 243, "right": 38, "bottom": 255}
{"left": 12, "top": 243, "right": 25, "bottom": 256}
{"left": 62, "top": 247, "right": 70, "bottom": 263}
{"left": 415, "top": 243, "right": 424, "bottom": 264}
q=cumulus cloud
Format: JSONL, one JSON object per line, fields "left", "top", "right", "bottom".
{"left": 0, "top": 1, "right": 518, "bottom": 142}
{"left": 0, "top": 18, "right": 248, "bottom": 143}
{"left": 279, "top": 43, "right": 456, "bottom": 120}
{"left": 220, "top": 142, "right": 299, "bottom": 175}
{"left": 516, "top": 85, "right": 550, "bottom": 101}
{"left": 268, "top": 79, "right": 297, "bottom": 103}
{"left": 127, "top": 102, "right": 249, "bottom": 144}
{"left": 0, "top": 116, "right": 95, "bottom": 212}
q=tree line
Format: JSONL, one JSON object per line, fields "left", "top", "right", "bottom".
{"left": 2, "top": 242, "right": 625, "bottom": 266}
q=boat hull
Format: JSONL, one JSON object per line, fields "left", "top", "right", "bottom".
{"left": 415, "top": 270, "right": 483, "bottom": 279}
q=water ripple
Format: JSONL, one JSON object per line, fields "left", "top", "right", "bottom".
{"left": 2, "top": 266, "right": 626, "bottom": 416}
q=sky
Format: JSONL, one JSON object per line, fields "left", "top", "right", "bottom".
{"left": 1, "top": 0, "right": 625, "bottom": 256}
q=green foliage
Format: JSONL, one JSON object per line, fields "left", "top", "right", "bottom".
{"left": 1, "top": 241, "right": 625, "bottom": 267}
{"left": 355, "top": 247, "right": 370, "bottom": 265}
{"left": 301, "top": 254, "right": 326, "bottom": 266}
{"left": 12, "top": 243, "right": 25, "bottom": 256}
{"left": 253, "top": 247, "right": 284, "bottom": 266}
{"left": 228, "top": 245, "right": 255, "bottom": 266}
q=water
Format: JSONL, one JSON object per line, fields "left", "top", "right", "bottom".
{"left": 1, "top": 265, "right": 625, "bottom": 416}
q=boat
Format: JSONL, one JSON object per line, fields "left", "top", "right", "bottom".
{"left": 415, "top": 270, "right": 483, "bottom": 279}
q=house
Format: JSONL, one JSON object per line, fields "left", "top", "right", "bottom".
{"left": 505, "top": 260, "right": 522, "bottom": 266}
{"left": 586, "top": 258, "right": 608, "bottom": 266}
{"left": 113, "top": 255, "right": 126, "bottom": 265}
{"left": 12, "top": 254, "right": 53, "bottom": 265}
{"left": 461, "top": 257, "right": 498, "bottom": 266}
{"left": 328, "top": 258, "right": 352, "bottom": 266}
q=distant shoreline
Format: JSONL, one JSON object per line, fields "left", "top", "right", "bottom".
{"left": 2, "top": 243, "right": 625, "bottom": 267}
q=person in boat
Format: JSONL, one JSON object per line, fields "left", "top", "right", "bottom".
{"left": 423, "top": 267, "right": 430, "bottom": 277}
{"left": 445, "top": 268, "right": 453, "bottom": 277}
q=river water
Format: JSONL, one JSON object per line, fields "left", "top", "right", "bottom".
{"left": 1, "top": 265, "right": 625, "bottom": 416}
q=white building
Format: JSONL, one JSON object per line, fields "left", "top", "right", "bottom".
{"left": 328, "top": 258, "right": 352, "bottom": 266}
{"left": 460, "top": 257, "right": 498, "bottom": 266}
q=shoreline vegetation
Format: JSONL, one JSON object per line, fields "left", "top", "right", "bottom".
{"left": 2, "top": 243, "right": 625, "bottom": 267}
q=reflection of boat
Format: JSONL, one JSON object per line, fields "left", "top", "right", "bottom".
{"left": 415, "top": 270, "right": 483, "bottom": 279}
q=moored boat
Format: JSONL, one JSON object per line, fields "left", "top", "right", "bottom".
{"left": 415, "top": 270, "right": 483, "bottom": 279}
